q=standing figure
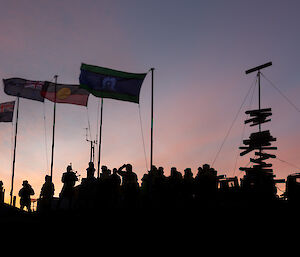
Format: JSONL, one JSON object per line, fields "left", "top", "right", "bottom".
{"left": 0, "top": 181, "right": 4, "bottom": 204}
{"left": 86, "top": 162, "right": 96, "bottom": 181}
{"left": 110, "top": 168, "right": 121, "bottom": 208}
{"left": 59, "top": 165, "right": 78, "bottom": 209}
{"left": 38, "top": 175, "right": 55, "bottom": 213}
{"left": 167, "top": 167, "right": 183, "bottom": 207}
{"left": 18, "top": 180, "right": 35, "bottom": 212}
{"left": 182, "top": 168, "right": 195, "bottom": 208}
{"left": 117, "top": 164, "right": 139, "bottom": 208}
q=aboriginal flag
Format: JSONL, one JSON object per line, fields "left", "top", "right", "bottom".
{"left": 41, "top": 82, "right": 90, "bottom": 106}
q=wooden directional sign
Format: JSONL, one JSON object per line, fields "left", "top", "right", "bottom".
{"left": 239, "top": 130, "right": 277, "bottom": 156}
{"left": 245, "top": 108, "right": 272, "bottom": 126}
{"left": 245, "top": 108, "right": 272, "bottom": 115}
{"left": 254, "top": 152, "right": 276, "bottom": 159}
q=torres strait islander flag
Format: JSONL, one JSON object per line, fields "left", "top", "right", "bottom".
{"left": 79, "top": 63, "right": 147, "bottom": 104}
{"left": 0, "top": 101, "right": 15, "bottom": 122}
{"left": 41, "top": 81, "right": 90, "bottom": 106}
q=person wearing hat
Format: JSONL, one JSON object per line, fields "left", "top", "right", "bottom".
{"left": 18, "top": 180, "right": 35, "bottom": 212}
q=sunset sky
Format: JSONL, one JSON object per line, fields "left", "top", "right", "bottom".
{"left": 0, "top": 0, "right": 299, "bottom": 204}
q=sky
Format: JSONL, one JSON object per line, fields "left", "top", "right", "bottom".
{"left": 0, "top": 0, "right": 299, "bottom": 205}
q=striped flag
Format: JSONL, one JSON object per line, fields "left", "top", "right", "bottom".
{"left": 79, "top": 63, "right": 147, "bottom": 104}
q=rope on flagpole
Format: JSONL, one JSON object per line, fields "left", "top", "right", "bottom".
{"left": 43, "top": 75, "right": 55, "bottom": 173}
{"left": 86, "top": 106, "right": 92, "bottom": 141}
{"left": 43, "top": 101, "right": 49, "bottom": 172}
{"left": 96, "top": 98, "right": 100, "bottom": 146}
{"left": 138, "top": 104, "right": 148, "bottom": 172}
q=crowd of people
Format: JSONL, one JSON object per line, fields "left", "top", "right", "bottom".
{"left": 12, "top": 162, "right": 226, "bottom": 213}
{"left": 2, "top": 161, "right": 298, "bottom": 213}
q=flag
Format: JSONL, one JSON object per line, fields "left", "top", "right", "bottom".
{"left": 0, "top": 101, "right": 15, "bottom": 122}
{"left": 79, "top": 63, "right": 147, "bottom": 104}
{"left": 3, "top": 78, "right": 45, "bottom": 102}
{"left": 41, "top": 81, "right": 90, "bottom": 106}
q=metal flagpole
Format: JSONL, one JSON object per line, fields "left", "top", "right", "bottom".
{"left": 150, "top": 68, "right": 155, "bottom": 171}
{"left": 97, "top": 98, "right": 103, "bottom": 178}
{"left": 10, "top": 96, "right": 20, "bottom": 205}
{"left": 50, "top": 75, "right": 58, "bottom": 183}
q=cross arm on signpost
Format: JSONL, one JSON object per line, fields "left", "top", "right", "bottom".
{"left": 245, "top": 62, "right": 272, "bottom": 132}
{"left": 245, "top": 62, "right": 272, "bottom": 75}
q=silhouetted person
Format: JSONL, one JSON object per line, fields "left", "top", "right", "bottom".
{"left": 38, "top": 175, "right": 55, "bottom": 213}
{"left": 117, "top": 164, "right": 139, "bottom": 208}
{"left": 182, "top": 168, "right": 195, "bottom": 207}
{"left": 157, "top": 166, "right": 167, "bottom": 193}
{"left": 110, "top": 168, "right": 121, "bottom": 207}
{"left": 98, "top": 165, "right": 113, "bottom": 208}
{"left": 81, "top": 162, "right": 97, "bottom": 185}
{"left": 77, "top": 162, "right": 98, "bottom": 212}
{"left": 153, "top": 166, "right": 168, "bottom": 208}
{"left": 111, "top": 168, "right": 121, "bottom": 186}
{"left": 59, "top": 165, "right": 78, "bottom": 209}
{"left": 194, "top": 164, "right": 218, "bottom": 208}
{"left": 167, "top": 167, "right": 183, "bottom": 207}
{"left": 0, "top": 181, "right": 4, "bottom": 204}
{"left": 40, "top": 175, "right": 55, "bottom": 199}
{"left": 18, "top": 180, "right": 34, "bottom": 212}
{"left": 100, "top": 165, "right": 111, "bottom": 181}
{"left": 117, "top": 164, "right": 138, "bottom": 188}
{"left": 86, "top": 162, "right": 96, "bottom": 180}
{"left": 141, "top": 165, "right": 158, "bottom": 207}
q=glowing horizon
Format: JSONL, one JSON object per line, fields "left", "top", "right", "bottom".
{"left": 0, "top": 0, "right": 299, "bottom": 206}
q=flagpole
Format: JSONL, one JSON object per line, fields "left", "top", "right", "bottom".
{"left": 50, "top": 75, "right": 58, "bottom": 183}
{"left": 97, "top": 98, "right": 103, "bottom": 178}
{"left": 10, "top": 96, "right": 19, "bottom": 205}
{"left": 150, "top": 68, "right": 155, "bottom": 171}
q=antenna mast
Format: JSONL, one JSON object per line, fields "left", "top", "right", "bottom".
{"left": 85, "top": 127, "right": 96, "bottom": 163}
